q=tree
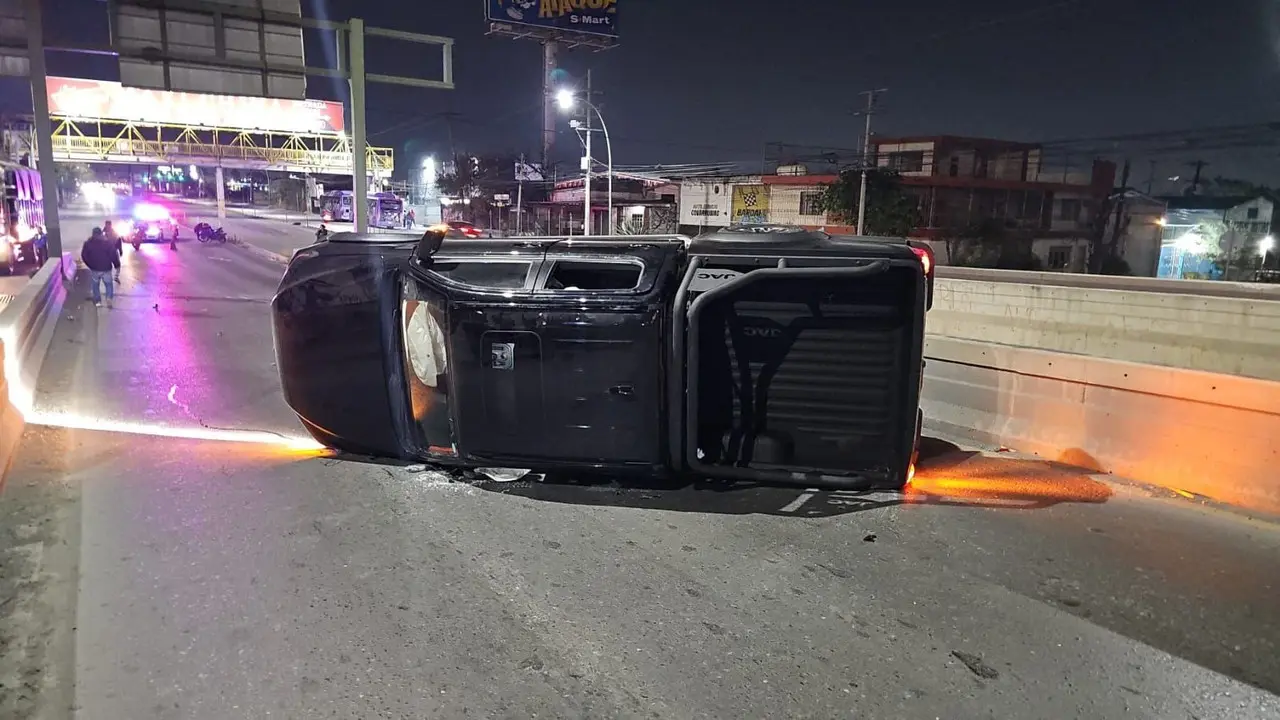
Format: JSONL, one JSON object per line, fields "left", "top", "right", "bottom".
{"left": 817, "top": 168, "right": 920, "bottom": 237}
{"left": 939, "top": 218, "right": 1042, "bottom": 270}
{"left": 267, "top": 177, "right": 308, "bottom": 212}
{"left": 436, "top": 153, "right": 522, "bottom": 224}
{"left": 1197, "top": 176, "right": 1276, "bottom": 198}
{"left": 53, "top": 162, "right": 93, "bottom": 203}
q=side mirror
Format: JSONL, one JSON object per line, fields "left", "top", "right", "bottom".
{"left": 414, "top": 229, "right": 446, "bottom": 266}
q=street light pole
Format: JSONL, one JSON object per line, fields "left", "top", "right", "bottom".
{"left": 581, "top": 69, "right": 592, "bottom": 236}
{"left": 855, "top": 88, "right": 886, "bottom": 237}
{"left": 24, "top": 0, "right": 61, "bottom": 257}
{"left": 348, "top": 18, "right": 368, "bottom": 233}
{"left": 588, "top": 104, "right": 613, "bottom": 233}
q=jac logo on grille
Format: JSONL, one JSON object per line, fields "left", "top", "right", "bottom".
{"left": 743, "top": 326, "right": 783, "bottom": 338}
{"left": 689, "top": 268, "right": 743, "bottom": 292}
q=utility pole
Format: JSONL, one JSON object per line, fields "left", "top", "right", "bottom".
{"left": 24, "top": 0, "right": 61, "bottom": 257}
{"left": 542, "top": 41, "right": 558, "bottom": 171}
{"left": 1188, "top": 159, "right": 1207, "bottom": 195}
{"left": 516, "top": 152, "right": 524, "bottom": 234}
{"left": 855, "top": 88, "right": 887, "bottom": 236}
{"left": 349, "top": 17, "right": 368, "bottom": 232}
{"left": 1100, "top": 158, "right": 1131, "bottom": 272}
{"left": 1145, "top": 159, "right": 1157, "bottom": 195}
{"left": 581, "top": 68, "right": 592, "bottom": 236}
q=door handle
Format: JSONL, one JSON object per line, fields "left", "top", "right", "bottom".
{"left": 609, "top": 384, "right": 634, "bottom": 397}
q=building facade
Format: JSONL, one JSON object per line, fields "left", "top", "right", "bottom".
{"left": 1155, "top": 195, "right": 1276, "bottom": 280}
{"left": 674, "top": 136, "right": 1117, "bottom": 271}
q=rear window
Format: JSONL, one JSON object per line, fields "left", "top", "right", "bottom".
{"left": 430, "top": 261, "right": 530, "bottom": 289}
{"left": 545, "top": 260, "right": 642, "bottom": 291}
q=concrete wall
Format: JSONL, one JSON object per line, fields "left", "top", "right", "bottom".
{"left": 922, "top": 337, "right": 1280, "bottom": 514}
{"left": 930, "top": 268, "right": 1280, "bottom": 381}
{"left": 767, "top": 185, "right": 828, "bottom": 227}
{"left": 0, "top": 254, "right": 74, "bottom": 483}
{"left": 921, "top": 269, "right": 1280, "bottom": 512}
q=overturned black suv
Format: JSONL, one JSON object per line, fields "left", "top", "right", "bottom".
{"left": 271, "top": 225, "right": 934, "bottom": 489}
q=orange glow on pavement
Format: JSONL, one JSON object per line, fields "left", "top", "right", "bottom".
{"left": 905, "top": 453, "right": 1113, "bottom": 509}
{"left": 26, "top": 410, "right": 326, "bottom": 452}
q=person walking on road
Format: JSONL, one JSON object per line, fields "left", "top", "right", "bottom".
{"left": 103, "top": 220, "right": 123, "bottom": 257}
{"left": 82, "top": 227, "right": 120, "bottom": 309}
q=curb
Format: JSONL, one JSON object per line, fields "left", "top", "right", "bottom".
{"left": 228, "top": 236, "right": 290, "bottom": 265}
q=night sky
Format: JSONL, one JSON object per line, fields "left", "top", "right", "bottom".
{"left": 9, "top": 0, "right": 1280, "bottom": 184}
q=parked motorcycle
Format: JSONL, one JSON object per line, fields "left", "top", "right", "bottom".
{"left": 195, "top": 223, "right": 227, "bottom": 243}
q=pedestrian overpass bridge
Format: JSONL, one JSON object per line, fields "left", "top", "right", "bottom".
{"left": 8, "top": 115, "right": 394, "bottom": 176}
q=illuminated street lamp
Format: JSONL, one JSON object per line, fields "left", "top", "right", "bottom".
{"left": 556, "top": 82, "right": 613, "bottom": 235}
{"left": 1258, "top": 235, "right": 1275, "bottom": 256}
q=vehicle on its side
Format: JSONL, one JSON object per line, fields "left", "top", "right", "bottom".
{"left": 0, "top": 162, "right": 50, "bottom": 274}
{"left": 271, "top": 225, "right": 934, "bottom": 489}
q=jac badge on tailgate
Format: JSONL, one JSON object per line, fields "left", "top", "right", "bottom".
{"left": 689, "top": 267, "right": 743, "bottom": 292}
{"left": 490, "top": 342, "right": 515, "bottom": 370}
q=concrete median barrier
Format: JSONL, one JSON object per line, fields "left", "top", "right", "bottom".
{"left": 922, "top": 334, "right": 1280, "bottom": 515}
{"left": 0, "top": 254, "right": 75, "bottom": 482}
{"left": 932, "top": 267, "right": 1280, "bottom": 381}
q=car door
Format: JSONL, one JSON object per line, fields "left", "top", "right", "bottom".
{"left": 525, "top": 240, "right": 678, "bottom": 465}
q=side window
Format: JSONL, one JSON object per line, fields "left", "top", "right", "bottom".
{"left": 545, "top": 260, "right": 642, "bottom": 291}
{"left": 430, "top": 261, "right": 530, "bottom": 289}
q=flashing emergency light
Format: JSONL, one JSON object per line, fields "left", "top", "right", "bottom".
{"left": 133, "top": 202, "right": 171, "bottom": 222}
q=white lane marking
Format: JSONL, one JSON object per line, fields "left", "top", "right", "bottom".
{"left": 779, "top": 492, "right": 817, "bottom": 513}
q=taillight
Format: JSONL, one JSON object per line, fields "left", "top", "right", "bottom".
{"left": 909, "top": 242, "right": 936, "bottom": 311}
{"left": 910, "top": 245, "right": 933, "bottom": 276}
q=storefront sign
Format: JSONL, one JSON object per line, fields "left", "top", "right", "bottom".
{"left": 678, "top": 181, "right": 732, "bottom": 227}
{"left": 731, "top": 184, "right": 770, "bottom": 225}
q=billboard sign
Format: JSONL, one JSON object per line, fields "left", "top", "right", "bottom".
{"left": 486, "top": 0, "right": 618, "bottom": 39}
{"left": 46, "top": 77, "right": 344, "bottom": 135}
{"left": 678, "top": 181, "right": 732, "bottom": 227}
{"left": 731, "top": 185, "right": 770, "bottom": 225}
{"left": 112, "top": 0, "right": 306, "bottom": 98}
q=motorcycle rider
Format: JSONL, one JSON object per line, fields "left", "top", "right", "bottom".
{"left": 103, "top": 220, "right": 123, "bottom": 257}
{"left": 316, "top": 223, "right": 329, "bottom": 241}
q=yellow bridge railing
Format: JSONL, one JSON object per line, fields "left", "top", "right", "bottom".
{"left": 46, "top": 117, "right": 394, "bottom": 176}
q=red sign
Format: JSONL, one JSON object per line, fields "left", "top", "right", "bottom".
{"left": 46, "top": 77, "right": 345, "bottom": 135}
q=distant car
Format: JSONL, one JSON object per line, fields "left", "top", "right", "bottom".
{"left": 271, "top": 225, "right": 936, "bottom": 491}
{"left": 122, "top": 201, "right": 179, "bottom": 247}
{"left": 446, "top": 221, "right": 490, "bottom": 239}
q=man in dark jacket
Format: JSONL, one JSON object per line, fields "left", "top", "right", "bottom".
{"left": 103, "top": 220, "right": 123, "bottom": 257}
{"left": 81, "top": 227, "right": 121, "bottom": 309}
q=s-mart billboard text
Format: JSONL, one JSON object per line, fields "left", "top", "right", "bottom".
{"left": 46, "top": 77, "right": 345, "bottom": 135}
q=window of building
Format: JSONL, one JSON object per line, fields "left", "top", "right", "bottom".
{"left": 798, "top": 191, "right": 824, "bottom": 216}
{"left": 545, "top": 260, "right": 642, "bottom": 291}
{"left": 1247, "top": 207, "right": 1260, "bottom": 220}
{"left": 948, "top": 156, "right": 960, "bottom": 177}
{"left": 1057, "top": 199, "right": 1082, "bottom": 222}
{"left": 430, "top": 261, "right": 531, "bottom": 289}
{"left": 1047, "top": 245, "right": 1073, "bottom": 270}
{"left": 888, "top": 151, "right": 925, "bottom": 173}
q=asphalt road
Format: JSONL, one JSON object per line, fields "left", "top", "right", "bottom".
{"left": 0, "top": 209, "right": 1277, "bottom": 719}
